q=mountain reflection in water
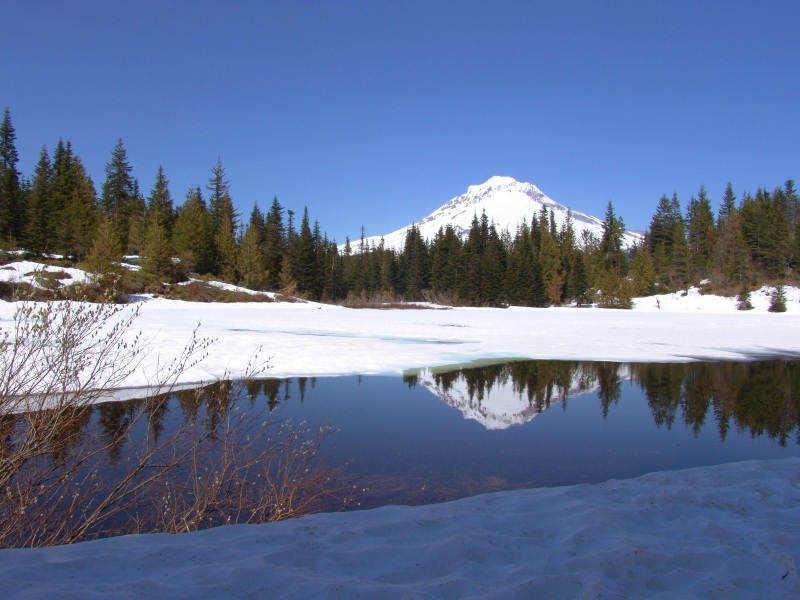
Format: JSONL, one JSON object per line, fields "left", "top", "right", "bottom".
{"left": 405, "top": 359, "right": 800, "bottom": 445}
{"left": 12, "top": 359, "right": 800, "bottom": 510}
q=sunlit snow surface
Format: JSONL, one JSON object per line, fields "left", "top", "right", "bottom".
{"left": 1, "top": 280, "right": 790, "bottom": 394}
{"left": 1, "top": 265, "right": 800, "bottom": 598}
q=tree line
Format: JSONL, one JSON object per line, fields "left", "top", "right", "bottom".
{"left": 1, "top": 107, "right": 798, "bottom": 306}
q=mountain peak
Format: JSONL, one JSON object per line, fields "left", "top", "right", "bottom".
{"left": 466, "top": 176, "right": 541, "bottom": 198}
{"left": 467, "top": 175, "right": 519, "bottom": 192}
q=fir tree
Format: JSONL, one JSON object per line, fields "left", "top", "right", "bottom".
{"left": 629, "top": 243, "right": 656, "bottom": 296}
{"left": 206, "top": 161, "right": 238, "bottom": 281}
{"left": 0, "top": 107, "right": 23, "bottom": 243}
{"left": 768, "top": 284, "right": 787, "bottom": 313}
{"left": 736, "top": 280, "right": 753, "bottom": 311}
{"left": 685, "top": 185, "right": 716, "bottom": 279}
{"left": 480, "top": 225, "right": 506, "bottom": 305}
{"left": 59, "top": 154, "right": 98, "bottom": 260}
{"left": 141, "top": 217, "right": 175, "bottom": 283}
{"left": 558, "top": 210, "right": 578, "bottom": 298}
{"left": 292, "top": 207, "right": 317, "bottom": 298}
{"left": 567, "top": 251, "right": 590, "bottom": 303}
{"left": 596, "top": 268, "right": 633, "bottom": 309}
{"left": 506, "top": 224, "right": 544, "bottom": 306}
{"left": 24, "top": 146, "right": 52, "bottom": 254}
{"left": 398, "top": 224, "right": 429, "bottom": 300}
{"left": 263, "top": 197, "right": 286, "bottom": 290}
{"left": 430, "top": 225, "right": 463, "bottom": 297}
{"left": 101, "top": 139, "right": 137, "bottom": 250}
{"left": 669, "top": 218, "right": 689, "bottom": 287}
{"left": 783, "top": 179, "right": 800, "bottom": 270}
{"left": 278, "top": 255, "right": 298, "bottom": 297}
{"left": 173, "top": 186, "right": 214, "bottom": 274}
{"left": 716, "top": 183, "right": 744, "bottom": 285}
{"left": 600, "top": 200, "right": 626, "bottom": 275}
{"left": 84, "top": 215, "right": 124, "bottom": 292}
{"left": 238, "top": 221, "right": 267, "bottom": 290}
{"left": 146, "top": 166, "right": 174, "bottom": 236}
{"left": 546, "top": 271, "right": 564, "bottom": 306}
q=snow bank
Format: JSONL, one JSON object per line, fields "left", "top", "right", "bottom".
{"left": 2, "top": 458, "right": 798, "bottom": 599}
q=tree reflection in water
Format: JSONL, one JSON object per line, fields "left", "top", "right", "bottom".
{"left": 416, "top": 359, "right": 800, "bottom": 446}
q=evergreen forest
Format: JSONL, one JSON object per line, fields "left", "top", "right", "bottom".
{"left": 1, "top": 108, "right": 798, "bottom": 307}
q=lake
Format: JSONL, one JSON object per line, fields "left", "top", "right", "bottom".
{"left": 110, "top": 358, "right": 800, "bottom": 510}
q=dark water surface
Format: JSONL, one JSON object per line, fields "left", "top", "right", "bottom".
{"left": 96, "top": 359, "right": 800, "bottom": 509}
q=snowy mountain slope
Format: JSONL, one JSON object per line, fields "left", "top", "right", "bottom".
{"left": 349, "top": 176, "right": 643, "bottom": 252}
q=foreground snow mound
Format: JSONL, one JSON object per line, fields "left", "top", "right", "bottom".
{"left": 2, "top": 458, "right": 798, "bottom": 599}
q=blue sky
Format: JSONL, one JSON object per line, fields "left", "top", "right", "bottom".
{"left": 3, "top": 0, "right": 799, "bottom": 241}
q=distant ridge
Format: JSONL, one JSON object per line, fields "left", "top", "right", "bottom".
{"left": 349, "top": 176, "right": 643, "bottom": 251}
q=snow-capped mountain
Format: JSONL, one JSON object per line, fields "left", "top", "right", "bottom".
{"left": 350, "top": 176, "right": 643, "bottom": 251}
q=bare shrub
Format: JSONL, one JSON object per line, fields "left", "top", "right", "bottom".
{"left": 421, "top": 289, "right": 461, "bottom": 307}
{"left": 0, "top": 295, "right": 349, "bottom": 548}
{"left": 340, "top": 289, "right": 436, "bottom": 309}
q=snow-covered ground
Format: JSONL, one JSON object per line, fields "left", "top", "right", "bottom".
{"left": 3, "top": 260, "right": 798, "bottom": 393}
{"left": 1, "top": 262, "right": 799, "bottom": 597}
{"left": 2, "top": 458, "right": 798, "bottom": 599}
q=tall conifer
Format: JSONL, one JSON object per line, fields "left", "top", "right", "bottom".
{"left": 0, "top": 107, "right": 23, "bottom": 243}
{"left": 101, "top": 139, "right": 137, "bottom": 250}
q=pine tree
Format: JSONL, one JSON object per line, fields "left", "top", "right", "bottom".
{"left": 146, "top": 166, "right": 174, "bottom": 237}
{"left": 206, "top": 161, "right": 238, "bottom": 281}
{"left": 685, "top": 185, "right": 716, "bottom": 279}
{"left": 263, "top": 197, "right": 286, "bottom": 290}
{"left": 768, "top": 284, "right": 787, "bottom": 313}
{"left": 292, "top": 207, "right": 317, "bottom": 298}
{"left": 736, "top": 280, "right": 753, "bottom": 311}
{"left": 480, "top": 225, "right": 506, "bottom": 305}
{"left": 278, "top": 255, "right": 298, "bottom": 297}
{"left": 716, "top": 183, "right": 744, "bottom": 285}
{"left": 430, "top": 225, "right": 463, "bottom": 298}
{"left": 398, "top": 224, "right": 429, "bottom": 300}
{"left": 207, "top": 158, "right": 229, "bottom": 230}
{"left": 59, "top": 154, "right": 99, "bottom": 260}
{"left": 600, "top": 200, "right": 626, "bottom": 275}
{"left": 460, "top": 213, "right": 487, "bottom": 303}
{"left": 506, "top": 223, "right": 544, "bottom": 306}
{"left": 596, "top": 268, "right": 633, "bottom": 309}
{"left": 538, "top": 222, "right": 561, "bottom": 296}
{"left": 740, "top": 187, "right": 791, "bottom": 278}
{"left": 24, "top": 146, "right": 52, "bottom": 254}
{"left": 173, "top": 186, "right": 214, "bottom": 274}
{"left": 629, "top": 243, "right": 656, "bottom": 296}
{"left": 566, "top": 251, "right": 590, "bottom": 303}
{"left": 141, "top": 217, "right": 175, "bottom": 283}
{"left": 783, "top": 179, "right": 800, "bottom": 270}
{"left": 84, "top": 215, "right": 124, "bottom": 292}
{"left": 558, "top": 210, "right": 578, "bottom": 298}
{"left": 238, "top": 221, "right": 267, "bottom": 290}
{"left": 0, "top": 107, "right": 24, "bottom": 243}
{"left": 546, "top": 271, "right": 564, "bottom": 306}
{"left": 101, "top": 139, "right": 137, "bottom": 250}
{"left": 669, "top": 218, "right": 689, "bottom": 287}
